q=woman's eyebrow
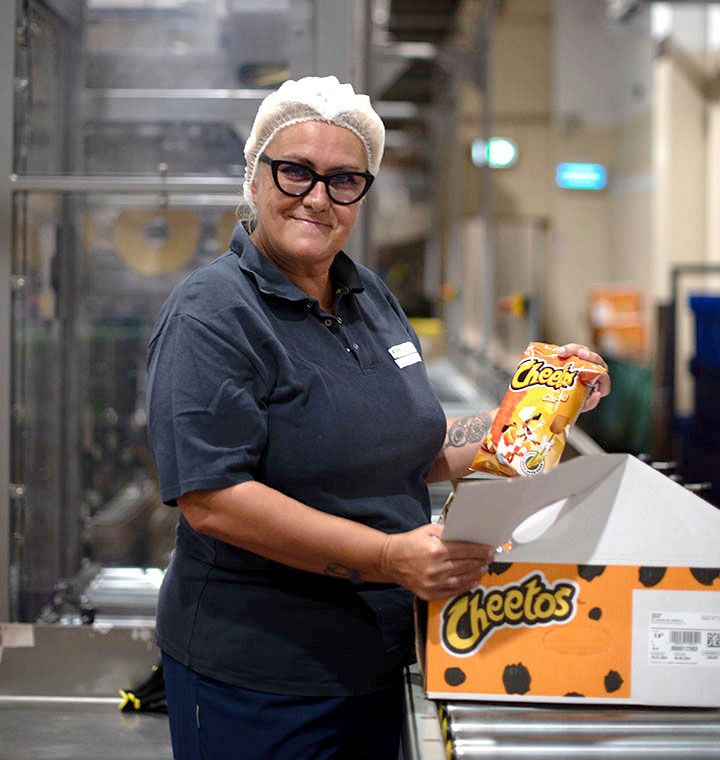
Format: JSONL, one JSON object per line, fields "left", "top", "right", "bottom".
{"left": 280, "top": 153, "right": 365, "bottom": 173}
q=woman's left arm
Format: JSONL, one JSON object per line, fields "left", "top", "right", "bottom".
{"left": 427, "top": 409, "right": 497, "bottom": 483}
{"left": 427, "top": 344, "right": 611, "bottom": 483}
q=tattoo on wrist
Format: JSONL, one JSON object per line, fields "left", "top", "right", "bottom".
{"left": 324, "top": 563, "right": 363, "bottom": 582}
{"left": 444, "top": 412, "right": 493, "bottom": 449}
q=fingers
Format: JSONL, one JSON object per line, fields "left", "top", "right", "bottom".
{"left": 557, "top": 343, "right": 611, "bottom": 413}
{"left": 418, "top": 563, "right": 491, "bottom": 601}
{"left": 595, "top": 371, "right": 611, "bottom": 398}
{"left": 424, "top": 522, "right": 444, "bottom": 539}
{"left": 415, "top": 524, "right": 495, "bottom": 561}
{"left": 447, "top": 556, "right": 494, "bottom": 575}
{"left": 579, "top": 370, "right": 610, "bottom": 398}
{"left": 580, "top": 377, "right": 611, "bottom": 412}
{"left": 557, "top": 343, "right": 606, "bottom": 368}
{"left": 581, "top": 387, "right": 601, "bottom": 412}
{"left": 441, "top": 540, "right": 496, "bottom": 565}
{"left": 382, "top": 527, "right": 497, "bottom": 601}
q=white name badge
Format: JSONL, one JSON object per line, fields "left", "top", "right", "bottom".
{"left": 388, "top": 341, "right": 422, "bottom": 368}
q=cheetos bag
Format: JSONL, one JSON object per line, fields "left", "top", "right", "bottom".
{"left": 470, "top": 342, "right": 607, "bottom": 478}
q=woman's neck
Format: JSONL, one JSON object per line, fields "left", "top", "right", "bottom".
{"left": 291, "top": 272, "right": 335, "bottom": 313}
{"left": 250, "top": 230, "right": 336, "bottom": 313}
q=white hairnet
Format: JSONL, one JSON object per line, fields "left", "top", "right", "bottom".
{"left": 243, "top": 76, "right": 385, "bottom": 213}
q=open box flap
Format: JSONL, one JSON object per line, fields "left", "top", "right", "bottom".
{"left": 441, "top": 454, "right": 720, "bottom": 567}
{"left": 441, "top": 453, "right": 626, "bottom": 547}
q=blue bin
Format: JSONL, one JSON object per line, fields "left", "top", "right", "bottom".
{"left": 675, "top": 417, "right": 720, "bottom": 506}
{"left": 689, "top": 294, "right": 720, "bottom": 366}
{"left": 689, "top": 358, "right": 720, "bottom": 425}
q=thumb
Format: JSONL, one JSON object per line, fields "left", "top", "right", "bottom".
{"left": 421, "top": 522, "right": 444, "bottom": 539}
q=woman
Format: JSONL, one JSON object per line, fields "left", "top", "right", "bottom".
{"left": 146, "top": 76, "right": 610, "bottom": 760}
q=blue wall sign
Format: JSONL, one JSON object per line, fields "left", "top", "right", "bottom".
{"left": 556, "top": 162, "right": 607, "bottom": 190}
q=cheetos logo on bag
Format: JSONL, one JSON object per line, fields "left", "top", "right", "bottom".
{"left": 510, "top": 358, "right": 579, "bottom": 392}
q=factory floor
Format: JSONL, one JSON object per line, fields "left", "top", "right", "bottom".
{"left": 0, "top": 698, "right": 172, "bottom": 760}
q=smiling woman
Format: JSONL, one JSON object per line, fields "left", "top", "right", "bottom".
{"left": 144, "top": 76, "right": 606, "bottom": 760}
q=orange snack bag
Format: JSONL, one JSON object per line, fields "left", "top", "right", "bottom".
{"left": 470, "top": 342, "right": 607, "bottom": 477}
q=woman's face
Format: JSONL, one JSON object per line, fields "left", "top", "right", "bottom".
{"left": 250, "top": 120, "right": 367, "bottom": 275}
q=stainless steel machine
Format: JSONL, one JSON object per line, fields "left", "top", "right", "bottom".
{"left": 4, "top": 0, "right": 350, "bottom": 625}
{"left": 0, "top": 2, "right": 365, "bottom": 756}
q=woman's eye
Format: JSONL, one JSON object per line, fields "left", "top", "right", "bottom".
{"left": 279, "top": 164, "right": 311, "bottom": 181}
{"left": 330, "top": 173, "right": 361, "bottom": 189}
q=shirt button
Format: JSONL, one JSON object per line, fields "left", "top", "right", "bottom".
{"left": 345, "top": 346, "right": 351, "bottom": 352}
{"left": 324, "top": 318, "right": 333, "bottom": 327}
{"left": 353, "top": 343, "right": 359, "bottom": 350}
{"left": 305, "top": 302, "right": 312, "bottom": 309}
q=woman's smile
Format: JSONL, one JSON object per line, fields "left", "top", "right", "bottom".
{"left": 290, "top": 215, "right": 332, "bottom": 229}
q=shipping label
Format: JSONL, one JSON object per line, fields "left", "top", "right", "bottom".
{"left": 649, "top": 611, "right": 720, "bottom": 667}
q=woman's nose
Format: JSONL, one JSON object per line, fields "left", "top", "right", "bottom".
{"left": 303, "top": 180, "right": 331, "bottom": 210}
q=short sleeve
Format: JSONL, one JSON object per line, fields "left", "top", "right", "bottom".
{"left": 146, "top": 312, "right": 270, "bottom": 505}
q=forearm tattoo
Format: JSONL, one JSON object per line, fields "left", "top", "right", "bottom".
{"left": 324, "top": 563, "right": 363, "bottom": 583}
{"left": 444, "top": 412, "right": 493, "bottom": 449}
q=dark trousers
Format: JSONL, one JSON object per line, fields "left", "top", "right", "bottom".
{"left": 162, "top": 652, "right": 404, "bottom": 760}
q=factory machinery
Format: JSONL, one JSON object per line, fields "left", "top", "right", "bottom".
{"left": 5, "top": 0, "right": 317, "bottom": 626}
{"left": 406, "top": 682, "right": 720, "bottom": 759}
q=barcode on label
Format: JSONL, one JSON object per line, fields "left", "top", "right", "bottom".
{"left": 708, "top": 632, "right": 720, "bottom": 648}
{"left": 669, "top": 630, "right": 702, "bottom": 645}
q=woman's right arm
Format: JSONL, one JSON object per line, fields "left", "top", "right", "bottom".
{"left": 179, "top": 481, "right": 495, "bottom": 601}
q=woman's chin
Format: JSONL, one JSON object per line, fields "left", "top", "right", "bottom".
{"left": 284, "top": 231, "right": 341, "bottom": 259}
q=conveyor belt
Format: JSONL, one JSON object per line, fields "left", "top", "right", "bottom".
{"left": 438, "top": 702, "right": 720, "bottom": 758}
{"left": 403, "top": 668, "right": 720, "bottom": 760}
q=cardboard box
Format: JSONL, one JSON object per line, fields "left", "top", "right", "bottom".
{"left": 424, "top": 454, "right": 720, "bottom": 706}
{"left": 588, "top": 286, "right": 647, "bottom": 359}
{"left": 588, "top": 286, "right": 642, "bottom": 326}
{"left": 594, "top": 320, "right": 646, "bottom": 358}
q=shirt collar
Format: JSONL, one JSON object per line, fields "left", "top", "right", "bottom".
{"left": 229, "top": 221, "right": 364, "bottom": 303}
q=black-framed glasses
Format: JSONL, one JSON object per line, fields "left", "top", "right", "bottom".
{"left": 258, "top": 154, "right": 374, "bottom": 205}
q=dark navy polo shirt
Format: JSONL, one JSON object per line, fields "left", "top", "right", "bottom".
{"left": 146, "top": 222, "right": 447, "bottom": 696}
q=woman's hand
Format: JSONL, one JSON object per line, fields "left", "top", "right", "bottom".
{"left": 557, "top": 343, "right": 611, "bottom": 413}
{"left": 380, "top": 523, "right": 495, "bottom": 601}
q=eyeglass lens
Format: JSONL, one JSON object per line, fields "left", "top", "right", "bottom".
{"left": 276, "top": 162, "right": 367, "bottom": 203}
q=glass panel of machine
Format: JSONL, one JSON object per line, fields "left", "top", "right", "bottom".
{"left": 9, "top": 0, "right": 316, "bottom": 625}
{"left": 15, "top": 0, "right": 299, "bottom": 175}
{"left": 11, "top": 190, "right": 240, "bottom": 623}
